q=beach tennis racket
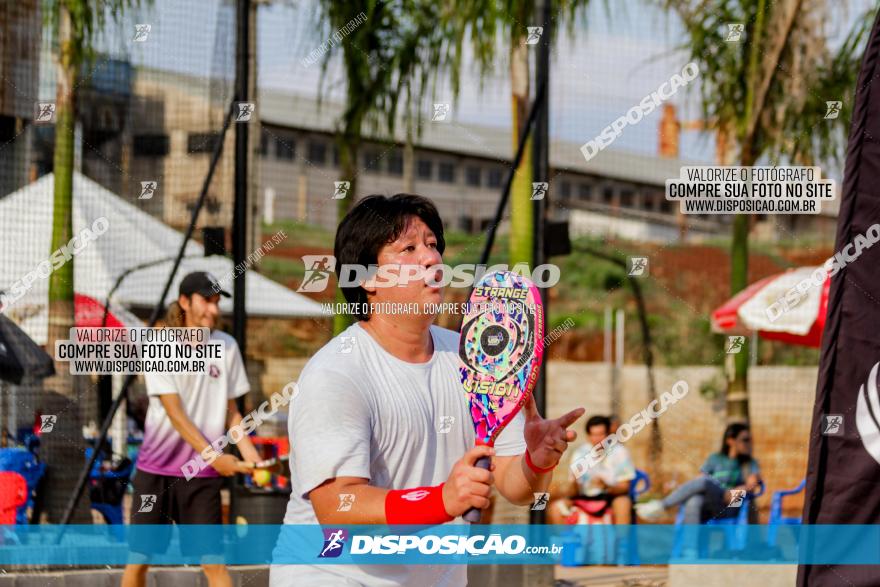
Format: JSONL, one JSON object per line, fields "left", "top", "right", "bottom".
{"left": 458, "top": 270, "right": 545, "bottom": 522}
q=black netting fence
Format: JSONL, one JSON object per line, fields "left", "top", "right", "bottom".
{"left": 0, "top": 0, "right": 865, "bottom": 529}
{"left": 0, "top": 0, "right": 237, "bottom": 522}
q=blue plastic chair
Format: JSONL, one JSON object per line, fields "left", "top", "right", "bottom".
{"left": 630, "top": 469, "right": 650, "bottom": 501}
{"left": 672, "top": 480, "right": 765, "bottom": 558}
{"left": 85, "top": 447, "right": 134, "bottom": 529}
{"left": 623, "top": 469, "right": 651, "bottom": 565}
{"left": 767, "top": 478, "right": 805, "bottom": 547}
{"left": 0, "top": 448, "right": 46, "bottom": 524}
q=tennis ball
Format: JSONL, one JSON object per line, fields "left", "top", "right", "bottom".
{"left": 253, "top": 470, "right": 272, "bottom": 487}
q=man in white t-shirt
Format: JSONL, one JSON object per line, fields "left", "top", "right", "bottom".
{"left": 270, "top": 194, "right": 585, "bottom": 586}
{"left": 548, "top": 415, "right": 636, "bottom": 525}
{"left": 123, "top": 271, "right": 262, "bottom": 587}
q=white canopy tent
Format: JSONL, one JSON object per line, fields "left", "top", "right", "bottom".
{"left": 0, "top": 172, "right": 324, "bottom": 345}
{"left": 1, "top": 172, "right": 324, "bottom": 458}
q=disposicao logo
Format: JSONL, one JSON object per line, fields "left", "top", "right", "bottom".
{"left": 298, "top": 257, "right": 561, "bottom": 292}
{"left": 299, "top": 255, "right": 337, "bottom": 293}
{"left": 318, "top": 528, "right": 348, "bottom": 558}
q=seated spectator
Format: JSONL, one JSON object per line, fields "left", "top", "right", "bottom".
{"left": 548, "top": 415, "right": 636, "bottom": 525}
{"left": 636, "top": 423, "right": 761, "bottom": 522}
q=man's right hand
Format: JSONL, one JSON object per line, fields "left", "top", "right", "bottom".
{"left": 210, "top": 453, "right": 253, "bottom": 477}
{"left": 442, "top": 445, "right": 496, "bottom": 518}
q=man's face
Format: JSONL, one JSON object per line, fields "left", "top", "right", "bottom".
{"left": 180, "top": 292, "right": 220, "bottom": 329}
{"left": 367, "top": 216, "right": 443, "bottom": 310}
{"left": 588, "top": 424, "right": 609, "bottom": 447}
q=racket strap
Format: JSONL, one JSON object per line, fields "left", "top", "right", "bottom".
{"left": 385, "top": 484, "right": 453, "bottom": 525}
{"left": 525, "top": 450, "right": 556, "bottom": 474}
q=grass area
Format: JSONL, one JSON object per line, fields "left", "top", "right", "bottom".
{"left": 259, "top": 219, "right": 823, "bottom": 366}
{"left": 259, "top": 255, "right": 305, "bottom": 283}
{"left": 262, "top": 219, "right": 335, "bottom": 248}
{"left": 260, "top": 220, "right": 494, "bottom": 262}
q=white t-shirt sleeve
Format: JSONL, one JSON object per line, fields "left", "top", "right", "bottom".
{"left": 144, "top": 369, "right": 178, "bottom": 396}
{"left": 493, "top": 410, "right": 526, "bottom": 457}
{"left": 568, "top": 443, "right": 590, "bottom": 482}
{"left": 290, "top": 368, "right": 372, "bottom": 499}
{"left": 225, "top": 339, "right": 250, "bottom": 400}
{"left": 613, "top": 447, "right": 637, "bottom": 483}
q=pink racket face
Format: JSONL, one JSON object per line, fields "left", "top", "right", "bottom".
{"left": 458, "top": 271, "right": 545, "bottom": 446}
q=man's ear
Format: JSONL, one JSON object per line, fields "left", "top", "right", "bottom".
{"left": 178, "top": 294, "right": 191, "bottom": 313}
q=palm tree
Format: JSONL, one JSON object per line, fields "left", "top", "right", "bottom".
{"left": 311, "top": 1, "right": 485, "bottom": 333}
{"left": 506, "top": 2, "right": 536, "bottom": 268}
{"left": 42, "top": 0, "right": 145, "bottom": 521}
{"left": 444, "top": 0, "right": 598, "bottom": 264}
{"left": 311, "top": 1, "right": 599, "bottom": 335}
{"left": 663, "top": 0, "right": 873, "bottom": 419}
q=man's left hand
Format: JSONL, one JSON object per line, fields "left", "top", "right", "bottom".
{"left": 523, "top": 395, "right": 585, "bottom": 470}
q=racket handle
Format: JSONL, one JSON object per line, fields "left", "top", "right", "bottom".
{"left": 463, "top": 455, "right": 492, "bottom": 523}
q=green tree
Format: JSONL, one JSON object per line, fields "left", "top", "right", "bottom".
{"left": 506, "top": 2, "right": 535, "bottom": 268}
{"left": 445, "top": 0, "right": 597, "bottom": 265}
{"left": 310, "top": 1, "right": 485, "bottom": 333}
{"left": 663, "top": 0, "right": 872, "bottom": 419}
{"left": 311, "top": 2, "right": 597, "bottom": 335}
{"left": 42, "top": 0, "right": 145, "bottom": 521}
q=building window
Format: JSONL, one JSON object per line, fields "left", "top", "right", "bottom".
{"left": 661, "top": 200, "right": 673, "bottom": 213}
{"left": 621, "top": 189, "right": 635, "bottom": 208}
{"left": 579, "top": 183, "right": 592, "bottom": 200}
{"left": 133, "top": 134, "right": 169, "bottom": 157}
{"left": 332, "top": 145, "right": 340, "bottom": 166}
{"left": 487, "top": 167, "right": 503, "bottom": 188}
{"left": 258, "top": 129, "right": 270, "bottom": 156}
{"left": 438, "top": 161, "right": 455, "bottom": 183}
{"left": 602, "top": 186, "right": 615, "bottom": 204}
{"left": 364, "top": 149, "right": 382, "bottom": 173}
{"left": 648, "top": 190, "right": 663, "bottom": 211}
{"left": 187, "top": 132, "right": 220, "bottom": 154}
{"left": 308, "top": 141, "right": 327, "bottom": 166}
{"left": 275, "top": 136, "right": 295, "bottom": 160}
{"left": 559, "top": 180, "right": 571, "bottom": 199}
{"left": 388, "top": 150, "right": 404, "bottom": 176}
{"left": 465, "top": 166, "right": 481, "bottom": 187}
{"left": 417, "top": 158, "right": 433, "bottom": 180}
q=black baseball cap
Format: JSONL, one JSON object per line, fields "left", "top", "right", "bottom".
{"left": 179, "top": 271, "right": 230, "bottom": 299}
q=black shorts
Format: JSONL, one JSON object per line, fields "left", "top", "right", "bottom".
{"left": 129, "top": 468, "right": 225, "bottom": 557}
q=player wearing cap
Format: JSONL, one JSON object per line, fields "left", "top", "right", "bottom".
{"left": 123, "top": 271, "right": 262, "bottom": 587}
{"left": 269, "top": 195, "right": 585, "bottom": 586}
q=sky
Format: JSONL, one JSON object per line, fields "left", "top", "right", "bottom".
{"left": 97, "top": 0, "right": 876, "bottom": 172}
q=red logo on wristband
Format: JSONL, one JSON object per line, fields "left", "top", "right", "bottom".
{"left": 400, "top": 489, "right": 430, "bottom": 502}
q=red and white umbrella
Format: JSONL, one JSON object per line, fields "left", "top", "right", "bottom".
{"left": 711, "top": 266, "right": 830, "bottom": 348}
{"left": 74, "top": 293, "right": 143, "bottom": 328}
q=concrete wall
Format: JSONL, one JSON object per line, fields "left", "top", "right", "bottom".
{"left": 259, "top": 358, "right": 817, "bottom": 521}
{"left": 545, "top": 362, "right": 816, "bottom": 519}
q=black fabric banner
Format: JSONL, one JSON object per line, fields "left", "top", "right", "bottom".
{"left": 798, "top": 9, "right": 880, "bottom": 587}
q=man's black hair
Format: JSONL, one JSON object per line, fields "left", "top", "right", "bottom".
{"left": 334, "top": 194, "right": 446, "bottom": 321}
{"left": 586, "top": 415, "right": 611, "bottom": 435}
